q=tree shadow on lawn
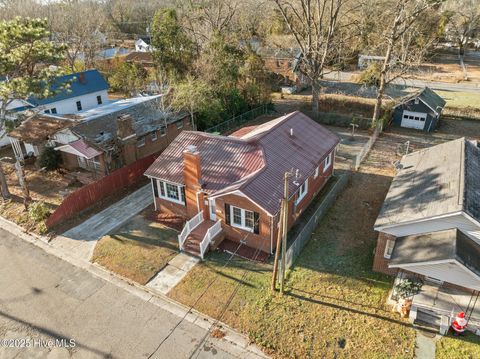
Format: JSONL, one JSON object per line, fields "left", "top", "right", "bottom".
{"left": 109, "top": 232, "right": 179, "bottom": 252}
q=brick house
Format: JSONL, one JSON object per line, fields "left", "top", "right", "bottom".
{"left": 373, "top": 138, "right": 480, "bottom": 332}
{"left": 256, "top": 47, "right": 308, "bottom": 92}
{"left": 9, "top": 95, "right": 190, "bottom": 181}
{"left": 145, "top": 111, "right": 340, "bottom": 258}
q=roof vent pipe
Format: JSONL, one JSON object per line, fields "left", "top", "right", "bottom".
{"left": 290, "top": 128, "right": 294, "bottom": 137}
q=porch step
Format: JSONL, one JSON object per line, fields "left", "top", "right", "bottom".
{"left": 413, "top": 309, "right": 441, "bottom": 334}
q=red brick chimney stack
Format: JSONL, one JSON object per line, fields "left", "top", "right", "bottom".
{"left": 183, "top": 145, "right": 205, "bottom": 218}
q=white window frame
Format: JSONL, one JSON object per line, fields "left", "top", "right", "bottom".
{"left": 384, "top": 239, "right": 395, "bottom": 259}
{"left": 87, "top": 156, "right": 101, "bottom": 171}
{"left": 295, "top": 180, "right": 309, "bottom": 205}
{"left": 230, "top": 206, "right": 254, "bottom": 232}
{"left": 77, "top": 156, "right": 87, "bottom": 169}
{"left": 151, "top": 132, "right": 158, "bottom": 142}
{"left": 160, "top": 127, "right": 166, "bottom": 136}
{"left": 156, "top": 180, "right": 185, "bottom": 205}
{"left": 324, "top": 152, "right": 332, "bottom": 171}
{"left": 175, "top": 120, "right": 184, "bottom": 129}
{"left": 314, "top": 166, "right": 319, "bottom": 179}
{"left": 137, "top": 137, "right": 146, "bottom": 148}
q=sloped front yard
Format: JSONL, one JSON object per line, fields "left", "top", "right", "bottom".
{"left": 92, "top": 209, "right": 179, "bottom": 284}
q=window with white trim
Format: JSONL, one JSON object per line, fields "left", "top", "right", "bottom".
{"left": 384, "top": 239, "right": 395, "bottom": 259}
{"left": 137, "top": 137, "right": 145, "bottom": 148}
{"left": 151, "top": 132, "right": 158, "bottom": 141}
{"left": 160, "top": 127, "right": 166, "bottom": 136}
{"left": 175, "top": 120, "right": 184, "bottom": 129}
{"left": 324, "top": 152, "right": 332, "bottom": 171}
{"left": 314, "top": 167, "right": 319, "bottom": 179}
{"left": 295, "top": 180, "right": 308, "bottom": 205}
{"left": 230, "top": 206, "right": 254, "bottom": 232}
{"left": 155, "top": 180, "right": 185, "bottom": 205}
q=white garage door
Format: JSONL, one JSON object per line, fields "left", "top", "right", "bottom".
{"left": 401, "top": 110, "right": 427, "bottom": 130}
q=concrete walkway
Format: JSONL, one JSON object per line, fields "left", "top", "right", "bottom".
{"left": 147, "top": 252, "right": 200, "bottom": 295}
{"left": 415, "top": 330, "right": 438, "bottom": 359}
{"left": 51, "top": 184, "right": 152, "bottom": 261}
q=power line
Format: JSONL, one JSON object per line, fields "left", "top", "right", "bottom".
{"left": 147, "top": 237, "right": 246, "bottom": 359}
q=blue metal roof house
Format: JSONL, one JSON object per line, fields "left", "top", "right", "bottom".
{"left": 392, "top": 87, "right": 446, "bottom": 132}
{"left": 27, "top": 69, "right": 110, "bottom": 115}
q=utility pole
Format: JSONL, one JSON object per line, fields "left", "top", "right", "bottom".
{"left": 272, "top": 171, "right": 293, "bottom": 294}
{"left": 280, "top": 172, "right": 290, "bottom": 294}
{"left": 15, "top": 160, "right": 31, "bottom": 210}
{"left": 271, "top": 201, "right": 284, "bottom": 292}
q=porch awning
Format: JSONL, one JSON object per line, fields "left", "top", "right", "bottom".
{"left": 55, "top": 139, "right": 102, "bottom": 160}
{"left": 389, "top": 229, "right": 480, "bottom": 291}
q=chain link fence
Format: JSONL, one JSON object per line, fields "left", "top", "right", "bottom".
{"left": 204, "top": 104, "right": 273, "bottom": 134}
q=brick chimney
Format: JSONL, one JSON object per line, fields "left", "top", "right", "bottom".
{"left": 183, "top": 145, "right": 206, "bottom": 218}
{"left": 116, "top": 114, "right": 136, "bottom": 165}
{"left": 78, "top": 72, "right": 85, "bottom": 84}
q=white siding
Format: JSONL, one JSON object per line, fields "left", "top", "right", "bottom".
{"left": 395, "top": 262, "right": 480, "bottom": 291}
{"left": 39, "top": 90, "right": 108, "bottom": 115}
{"left": 380, "top": 213, "right": 480, "bottom": 245}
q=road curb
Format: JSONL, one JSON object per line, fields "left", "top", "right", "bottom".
{"left": 0, "top": 215, "right": 268, "bottom": 358}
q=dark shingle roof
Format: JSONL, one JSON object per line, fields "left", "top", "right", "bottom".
{"left": 395, "top": 87, "right": 446, "bottom": 113}
{"left": 9, "top": 115, "right": 76, "bottom": 144}
{"left": 375, "top": 138, "right": 480, "bottom": 228}
{"left": 390, "top": 229, "right": 480, "bottom": 276}
{"left": 71, "top": 96, "right": 186, "bottom": 149}
{"left": 145, "top": 111, "right": 340, "bottom": 215}
{"left": 29, "top": 70, "right": 109, "bottom": 106}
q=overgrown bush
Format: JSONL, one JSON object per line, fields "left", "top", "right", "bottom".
{"left": 357, "top": 63, "right": 381, "bottom": 87}
{"left": 393, "top": 279, "right": 422, "bottom": 299}
{"left": 38, "top": 146, "right": 62, "bottom": 170}
{"left": 28, "top": 201, "right": 51, "bottom": 223}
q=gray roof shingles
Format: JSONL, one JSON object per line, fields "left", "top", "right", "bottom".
{"left": 375, "top": 138, "right": 480, "bottom": 228}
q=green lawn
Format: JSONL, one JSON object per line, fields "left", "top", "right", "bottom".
{"left": 92, "top": 210, "right": 179, "bottom": 284}
{"left": 169, "top": 169, "right": 416, "bottom": 358}
{"left": 436, "top": 332, "right": 480, "bottom": 359}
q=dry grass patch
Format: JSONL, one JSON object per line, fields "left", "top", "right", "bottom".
{"left": 92, "top": 211, "right": 179, "bottom": 284}
{"left": 436, "top": 332, "right": 480, "bottom": 359}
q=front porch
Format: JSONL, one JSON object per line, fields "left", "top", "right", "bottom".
{"left": 178, "top": 211, "right": 224, "bottom": 259}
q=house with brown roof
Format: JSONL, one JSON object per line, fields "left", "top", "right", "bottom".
{"left": 9, "top": 95, "right": 191, "bottom": 180}
{"left": 144, "top": 111, "right": 340, "bottom": 258}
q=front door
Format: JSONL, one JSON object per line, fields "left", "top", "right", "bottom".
{"left": 209, "top": 198, "right": 216, "bottom": 221}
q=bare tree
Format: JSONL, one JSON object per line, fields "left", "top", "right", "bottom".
{"left": 443, "top": 0, "right": 480, "bottom": 56}
{"left": 370, "top": 0, "right": 443, "bottom": 125}
{"left": 272, "top": 0, "right": 350, "bottom": 113}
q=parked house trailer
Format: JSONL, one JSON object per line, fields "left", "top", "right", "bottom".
{"left": 392, "top": 87, "right": 446, "bottom": 132}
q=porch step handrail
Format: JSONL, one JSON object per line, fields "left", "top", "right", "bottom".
{"left": 178, "top": 211, "right": 204, "bottom": 250}
{"left": 199, "top": 220, "right": 222, "bottom": 260}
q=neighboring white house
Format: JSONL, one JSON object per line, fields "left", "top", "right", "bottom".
{"left": 135, "top": 37, "right": 152, "bottom": 52}
{"left": 0, "top": 69, "right": 110, "bottom": 148}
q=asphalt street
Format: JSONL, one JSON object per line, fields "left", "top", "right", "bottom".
{"left": 0, "top": 228, "right": 264, "bottom": 359}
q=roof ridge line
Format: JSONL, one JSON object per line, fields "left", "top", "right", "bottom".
{"left": 243, "top": 111, "right": 301, "bottom": 140}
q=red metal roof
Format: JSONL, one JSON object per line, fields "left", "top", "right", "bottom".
{"left": 69, "top": 139, "right": 103, "bottom": 159}
{"left": 145, "top": 111, "right": 340, "bottom": 215}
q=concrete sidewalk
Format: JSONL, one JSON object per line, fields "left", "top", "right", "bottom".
{"left": 147, "top": 253, "right": 199, "bottom": 294}
{"left": 51, "top": 184, "right": 152, "bottom": 261}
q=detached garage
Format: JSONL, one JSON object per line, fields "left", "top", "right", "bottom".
{"left": 392, "top": 87, "right": 446, "bottom": 132}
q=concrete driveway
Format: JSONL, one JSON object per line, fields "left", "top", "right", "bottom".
{"left": 51, "top": 184, "right": 152, "bottom": 261}
{"left": 0, "top": 228, "right": 267, "bottom": 359}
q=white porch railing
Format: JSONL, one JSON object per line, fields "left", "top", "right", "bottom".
{"left": 199, "top": 220, "right": 222, "bottom": 260}
{"left": 178, "top": 211, "right": 204, "bottom": 250}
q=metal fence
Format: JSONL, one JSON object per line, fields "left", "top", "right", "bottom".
{"left": 283, "top": 123, "right": 382, "bottom": 269}
{"left": 352, "top": 125, "right": 381, "bottom": 171}
{"left": 204, "top": 104, "right": 273, "bottom": 134}
{"left": 284, "top": 173, "right": 350, "bottom": 269}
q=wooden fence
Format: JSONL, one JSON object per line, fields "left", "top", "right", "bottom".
{"left": 46, "top": 154, "right": 157, "bottom": 229}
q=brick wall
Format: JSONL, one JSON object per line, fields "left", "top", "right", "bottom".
{"left": 372, "top": 232, "right": 399, "bottom": 275}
